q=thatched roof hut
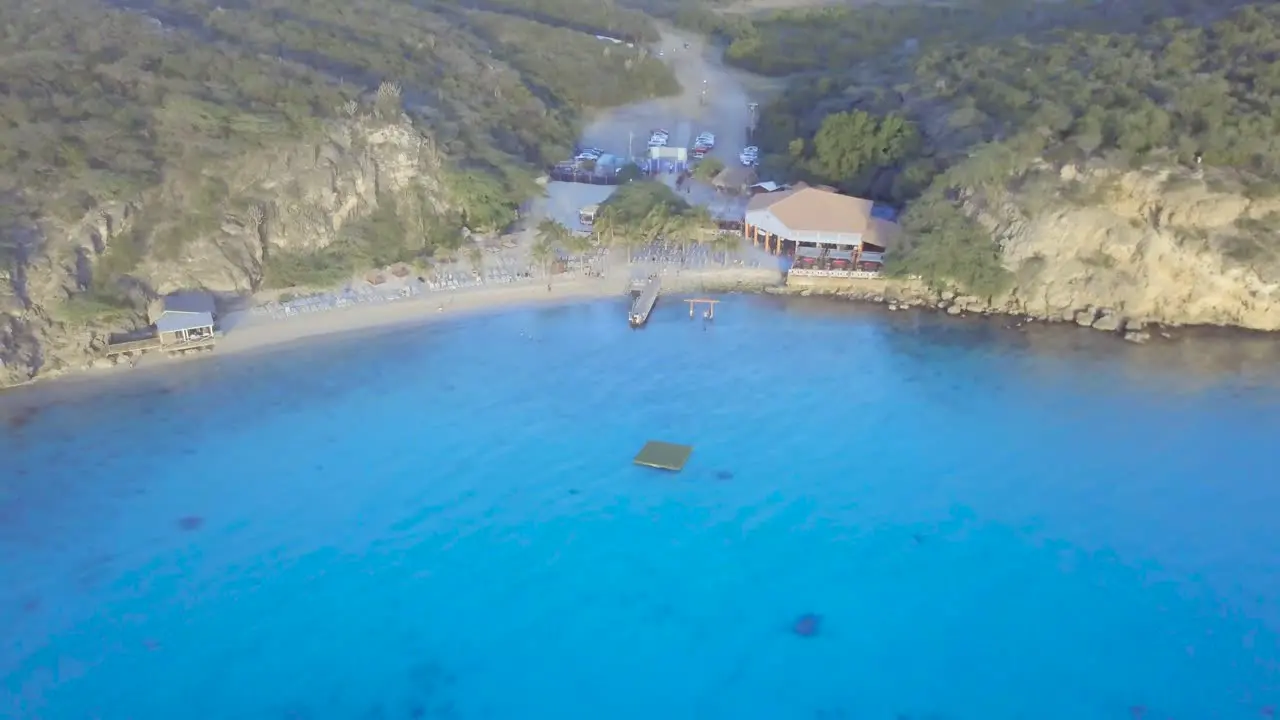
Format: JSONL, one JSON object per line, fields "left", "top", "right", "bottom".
{"left": 711, "top": 166, "right": 759, "bottom": 194}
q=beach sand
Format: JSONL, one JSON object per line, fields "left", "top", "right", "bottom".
{"left": 216, "top": 277, "right": 618, "bottom": 358}
{"left": 218, "top": 266, "right": 779, "bottom": 359}
{"left": 0, "top": 266, "right": 782, "bottom": 410}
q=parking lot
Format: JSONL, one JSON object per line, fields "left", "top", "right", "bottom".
{"left": 532, "top": 182, "right": 618, "bottom": 234}
{"left": 577, "top": 28, "right": 762, "bottom": 170}
{"left": 532, "top": 26, "right": 779, "bottom": 244}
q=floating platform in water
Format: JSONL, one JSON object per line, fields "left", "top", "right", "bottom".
{"left": 633, "top": 441, "right": 693, "bottom": 472}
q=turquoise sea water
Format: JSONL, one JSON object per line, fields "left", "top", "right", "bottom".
{"left": 3, "top": 295, "right": 1280, "bottom": 720}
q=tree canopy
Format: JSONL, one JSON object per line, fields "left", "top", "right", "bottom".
{"left": 744, "top": 2, "right": 1280, "bottom": 294}
{"left": 0, "top": 0, "right": 683, "bottom": 305}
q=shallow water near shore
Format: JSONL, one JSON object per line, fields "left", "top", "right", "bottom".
{"left": 3, "top": 295, "right": 1280, "bottom": 719}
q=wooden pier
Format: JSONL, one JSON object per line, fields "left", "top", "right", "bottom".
{"left": 686, "top": 298, "right": 719, "bottom": 320}
{"left": 629, "top": 274, "right": 661, "bottom": 327}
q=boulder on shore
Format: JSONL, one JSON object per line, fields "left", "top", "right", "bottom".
{"left": 1092, "top": 312, "right": 1122, "bottom": 332}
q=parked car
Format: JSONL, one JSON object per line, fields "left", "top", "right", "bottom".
{"left": 695, "top": 132, "right": 715, "bottom": 146}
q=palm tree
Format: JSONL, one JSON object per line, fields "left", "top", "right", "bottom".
{"left": 467, "top": 244, "right": 484, "bottom": 281}
{"left": 637, "top": 204, "right": 671, "bottom": 262}
{"left": 536, "top": 217, "right": 571, "bottom": 247}
{"left": 608, "top": 221, "right": 639, "bottom": 265}
{"left": 686, "top": 206, "right": 719, "bottom": 261}
{"left": 663, "top": 212, "right": 695, "bottom": 262}
{"left": 530, "top": 236, "right": 556, "bottom": 290}
{"left": 654, "top": 207, "right": 710, "bottom": 265}
{"left": 593, "top": 206, "right": 619, "bottom": 251}
{"left": 564, "top": 232, "right": 593, "bottom": 263}
{"left": 533, "top": 218, "right": 566, "bottom": 289}
{"left": 591, "top": 207, "right": 619, "bottom": 275}
{"left": 712, "top": 231, "right": 742, "bottom": 266}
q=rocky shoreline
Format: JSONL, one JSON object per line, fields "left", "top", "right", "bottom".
{"left": 658, "top": 270, "right": 1228, "bottom": 345}
{"left": 763, "top": 279, "right": 1207, "bottom": 345}
{"left": 7, "top": 265, "right": 1277, "bottom": 394}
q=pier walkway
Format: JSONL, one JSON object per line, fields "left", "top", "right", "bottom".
{"left": 628, "top": 274, "right": 661, "bottom": 327}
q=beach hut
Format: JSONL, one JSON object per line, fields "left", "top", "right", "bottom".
{"left": 748, "top": 181, "right": 785, "bottom": 195}
{"left": 712, "top": 166, "right": 759, "bottom": 195}
{"left": 148, "top": 291, "right": 216, "bottom": 348}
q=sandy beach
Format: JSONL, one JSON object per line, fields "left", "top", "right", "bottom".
{"left": 0, "top": 266, "right": 782, "bottom": 411}
{"left": 0, "top": 21, "right": 784, "bottom": 407}
{"left": 216, "top": 277, "right": 620, "bottom": 358}
{"left": 217, "top": 265, "right": 782, "bottom": 360}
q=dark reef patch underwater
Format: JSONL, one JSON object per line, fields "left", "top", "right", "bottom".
{"left": 2, "top": 298, "right": 1279, "bottom": 718}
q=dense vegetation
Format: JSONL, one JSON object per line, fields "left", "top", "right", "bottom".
{"left": 739, "top": 1, "right": 1280, "bottom": 295}
{"left": 594, "top": 181, "right": 739, "bottom": 259}
{"left": 0, "top": 0, "right": 679, "bottom": 305}
{"left": 456, "top": 0, "right": 659, "bottom": 42}
{"left": 721, "top": 0, "right": 1256, "bottom": 76}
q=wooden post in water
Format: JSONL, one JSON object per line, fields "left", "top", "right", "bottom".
{"left": 686, "top": 298, "right": 719, "bottom": 321}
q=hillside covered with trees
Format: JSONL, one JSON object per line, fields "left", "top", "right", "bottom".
{"left": 732, "top": 0, "right": 1280, "bottom": 297}
{"left": 0, "top": 0, "right": 686, "bottom": 383}
{"left": 0, "top": 0, "right": 678, "bottom": 304}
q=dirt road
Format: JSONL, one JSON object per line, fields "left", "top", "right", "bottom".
{"left": 529, "top": 26, "right": 783, "bottom": 235}
{"left": 579, "top": 25, "right": 782, "bottom": 166}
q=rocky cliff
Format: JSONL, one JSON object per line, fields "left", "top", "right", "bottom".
{"left": 0, "top": 112, "right": 453, "bottom": 387}
{"left": 980, "top": 164, "right": 1280, "bottom": 333}
{"left": 795, "top": 163, "right": 1280, "bottom": 340}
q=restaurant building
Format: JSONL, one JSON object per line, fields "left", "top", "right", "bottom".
{"left": 743, "top": 183, "right": 897, "bottom": 276}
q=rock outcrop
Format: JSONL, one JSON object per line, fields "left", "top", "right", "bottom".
{"left": 983, "top": 164, "right": 1280, "bottom": 331}
{"left": 787, "top": 163, "right": 1280, "bottom": 339}
{"left": 0, "top": 113, "right": 454, "bottom": 387}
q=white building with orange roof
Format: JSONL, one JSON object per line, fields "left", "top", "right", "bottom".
{"left": 744, "top": 182, "right": 897, "bottom": 276}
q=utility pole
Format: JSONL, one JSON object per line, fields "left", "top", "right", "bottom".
{"left": 628, "top": 131, "right": 634, "bottom": 161}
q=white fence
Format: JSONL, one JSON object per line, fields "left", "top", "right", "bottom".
{"left": 787, "top": 268, "right": 882, "bottom": 279}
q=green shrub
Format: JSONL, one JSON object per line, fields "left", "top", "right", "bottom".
{"left": 887, "top": 194, "right": 1012, "bottom": 298}
{"left": 54, "top": 289, "right": 137, "bottom": 327}
{"left": 600, "top": 181, "right": 689, "bottom": 223}
{"left": 263, "top": 248, "right": 357, "bottom": 289}
{"left": 692, "top": 157, "right": 725, "bottom": 181}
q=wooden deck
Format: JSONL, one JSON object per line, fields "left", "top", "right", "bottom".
{"left": 105, "top": 335, "right": 216, "bottom": 357}
{"left": 105, "top": 337, "right": 161, "bottom": 356}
